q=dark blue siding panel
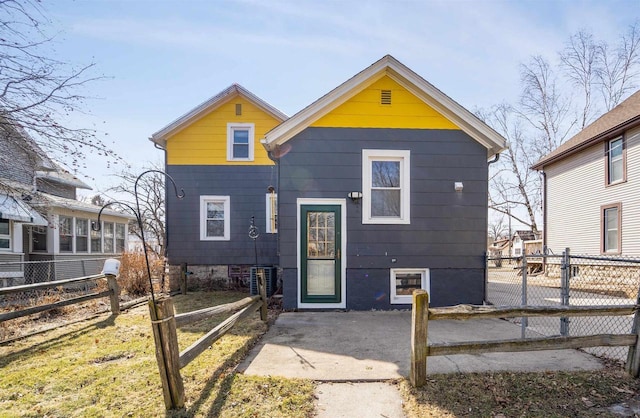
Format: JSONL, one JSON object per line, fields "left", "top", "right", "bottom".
{"left": 282, "top": 268, "right": 297, "bottom": 310}
{"left": 166, "top": 165, "right": 278, "bottom": 266}
{"left": 278, "top": 127, "right": 488, "bottom": 308}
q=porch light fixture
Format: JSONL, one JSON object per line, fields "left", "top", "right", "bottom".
{"left": 454, "top": 182, "right": 464, "bottom": 192}
{"left": 348, "top": 191, "right": 363, "bottom": 202}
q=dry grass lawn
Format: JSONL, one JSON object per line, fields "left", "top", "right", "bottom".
{"left": 0, "top": 291, "right": 315, "bottom": 417}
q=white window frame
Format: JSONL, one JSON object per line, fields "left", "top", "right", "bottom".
{"left": 200, "top": 196, "right": 231, "bottom": 241}
{"left": 227, "top": 123, "right": 255, "bottom": 162}
{"left": 362, "top": 149, "right": 410, "bottom": 224}
{"left": 390, "top": 268, "right": 429, "bottom": 305}
{"left": 603, "top": 204, "right": 621, "bottom": 254}
{"left": 59, "top": 215, "right": 74, "bottom": 253}
{"left": 266, "top": 193, "right": 278, "bottom": 233}
{"left": 75, "top": 218, "right": 89, "bottom": 253}
{"left": 0, "top": 219, "right": 10, "bottom": 251}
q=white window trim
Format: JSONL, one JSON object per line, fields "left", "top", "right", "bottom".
{"left": 200, "top": 195, "right": 231, "bottom": 241}
{"left": 0, "top": 219, "right": 11, "bottom": 252}
{"left": 608, "top": 137, "right": 623, "bottom": 184}
{"left": 296, "top": 198, "right": 347, "bottom": 309}
{"left": 362, "top": 149, "right": 410, "bottom": 224}
{"left": 266, "top": 193, "right": 277, "bottom": 234}
{"left": 227, "top": 123, "right": 255, "bottom": 162}
{"left": 390, "top": 268, "right": 429, "bottom": 305}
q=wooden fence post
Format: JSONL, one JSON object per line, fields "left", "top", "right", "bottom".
{"left": 257, "top": 268, "right": 268, "bottom": 322}
{"left": 180, "top": 263, "right": 187, "bottom": 295}
{"left": 626, "top": 304, "right": 640, "bottom": 377}
{"left": 106, "top": 274, "right": 120, "bottom": 315}
{"left": 149, "top": 297, "right": 185, "bottom": 410}
{"left": 411, "top": 289, "right": 429, "bottom": 387}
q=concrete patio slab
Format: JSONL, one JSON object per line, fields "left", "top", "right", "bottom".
{"left": 239, "top": 311, "right": 604, "bottom": 380}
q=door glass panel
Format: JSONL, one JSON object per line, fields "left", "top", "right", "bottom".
{"left": 307, "top": 260, "right": 336, "bottom": 295}
{"left": 307, "top": 212, "right": 335, "bottom": 258}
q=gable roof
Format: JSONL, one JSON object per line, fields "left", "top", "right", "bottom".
{"left": 149, "top": 83, "right": 288, "bottom": 148}
{"left": 262, "top": 55, "right": 507, "bottom": 158}
{"left": 532, "top": 89, "right": 640, "bottom": 170}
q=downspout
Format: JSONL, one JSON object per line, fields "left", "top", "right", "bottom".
{"left": 485, "top": 152, "right": 501, "bottom": 303}
{"left": 264, "top": 142, "right": 280, "bottom": 261}
{"left": 153, "top": 140, "right": 169, "bottom": 262}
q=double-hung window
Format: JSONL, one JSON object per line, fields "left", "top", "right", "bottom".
{"left": 362, "top": 150, "right": 410, "bottom": 224}
{"left": 227, "top": 123, "right": 254, "bottom": 161}
{"left": 91, "top": 220, "right": 102, "bottom": 253}
{"left": 602, "top": 204, "right": 621, "bottom": 254}
{"left": 76, "top": 219, "right": 88, "bottom": 252}
{"left": 266, "top": 193, "right": 278, "bottom": 233}
{"left": 200, "top": 196, "right": 230, "bottom": 240}
{"left": 59, "top": 216, "right": 73, "bottom": 252}
{"left": 0, "top": 219, "right": 10, "bottom": 250}
{"left": 104, "top": 222, "right": 115, "bottom": 253}
{"left": 606, "top": 137, "right": 625, "bottom": 185}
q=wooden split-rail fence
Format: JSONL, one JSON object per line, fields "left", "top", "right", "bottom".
{"left": 410, "top": 289, "right": 640, "bottom": 387}
{"left": 149, "top": 268, "right": 269, "bottom": 410}
{"left": 0, "top": 273, "right": 121, "bottom": 324}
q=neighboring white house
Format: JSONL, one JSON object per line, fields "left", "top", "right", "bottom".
{"left": 0, "top": 119, "right": 135, "bottom": 285}
{"left": 532, "top": 90, "right": 640, "bottom": 256}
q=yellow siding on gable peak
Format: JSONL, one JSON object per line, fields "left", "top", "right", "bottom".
{"left": 166, "top": 95, "right": 281, "bottom": 165}
{"left": 311, "top": 75, "right": 460, "bottom": 130}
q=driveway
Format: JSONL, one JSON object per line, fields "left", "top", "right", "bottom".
{"left": 238, "top": 311, "right": 603, "bottom": 381}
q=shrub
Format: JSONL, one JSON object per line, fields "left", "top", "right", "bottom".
{"left": 118, "top": 252, "right": 165, "bottom": 296}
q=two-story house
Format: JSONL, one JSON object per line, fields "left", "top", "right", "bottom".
{"left": 0, "top": 119, "right": 134, "bottom": 285}
{"left": 153, "top": 56, "right": 507, "bottom": 308}
{"left": 532, "top": 90, "right": 640, "bottom": 256}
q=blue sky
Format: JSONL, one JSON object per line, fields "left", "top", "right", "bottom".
{"left": 43, "top": 0, "right": 640, "bottom": 197}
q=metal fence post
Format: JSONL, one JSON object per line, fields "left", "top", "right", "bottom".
{"left": 560, "top": 247, "right": 571, "bottom": 336}
{"left": 521, "top": 255, "right": 528, "bottom": 339}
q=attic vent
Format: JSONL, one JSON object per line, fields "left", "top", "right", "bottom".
{"left": 235, "top": 103, "right": 242, "bottom": 115}
{"left": 380, "top": 90, "right": 392, "bottom": 105}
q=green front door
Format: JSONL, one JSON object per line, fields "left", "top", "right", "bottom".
{"left": 300, "top": 205, "right": 341, "bottom": 303}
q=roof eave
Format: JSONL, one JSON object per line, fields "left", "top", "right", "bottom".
{"left": 263, "top": 55, "right": 507, "bottom": 157}
{"left": 151, "top": 84, "right": 287, "bottom": 144}
{"left": 532, "top": 115, "right": 640, "bottom": 170}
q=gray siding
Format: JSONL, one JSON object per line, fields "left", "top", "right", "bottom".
{"left": 36, "top": 178, "right": 76, "bottom": 199}
{"left": 166, "top": 165, "right": 278, "bottom": 266}
{"left": 279, "top": 127, "right": 488, "bottom": 309}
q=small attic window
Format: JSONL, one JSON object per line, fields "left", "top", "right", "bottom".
{"left": 235, "top": 103, "right": 242, "bottom": 115}
{"left": 380, "top": 90, "right": 392, "bottom": 105}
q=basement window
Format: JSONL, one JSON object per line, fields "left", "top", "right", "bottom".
{"left": 390, "top": 268, "right": 429, "bottom": 304}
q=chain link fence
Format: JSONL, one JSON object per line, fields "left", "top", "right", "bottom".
{"left": 0, "top": 258, "right": 118, "bottom": 342}
{"left": 487, "top": 250, "right": 640, "bottom": 363}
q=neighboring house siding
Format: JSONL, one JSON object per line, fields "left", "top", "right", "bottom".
{"left": 166, "top": 96, "right": 280, "bottom": 166}
{"left": 36, "top": 179, "right": 76, "bottom": 199}
{"left": 278, "top": 127, "right": 488, "bottom": 309}
{"left": 0, "top": 135, "right": 37, "bottom": 184}
{"left": 545, "top": 125, "right": 640, "bottom": 255}
{"left": 166, "top": 165, "right": 279, "bottom": 266}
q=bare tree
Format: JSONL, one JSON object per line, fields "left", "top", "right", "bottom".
{"left": 485, "top": 23, "right": 640, "bottom": 235}
{"left": 0, "top": 0, "right": 121, "bottom": 173}
{"left": 109, "top": 162, "right": 165, "bottom": 257}
{"left": 488, "top": 214, "right": 507, "bottom": 243}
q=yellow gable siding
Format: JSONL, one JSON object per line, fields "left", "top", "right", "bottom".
{"left": 311, "top": 76, "right": 460, "bottom": 130}
{"left": 166, "top": 96, "right": 281, "bottom": 165}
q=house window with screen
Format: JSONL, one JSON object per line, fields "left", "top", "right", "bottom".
{"left": 76, "top": 218, "right": 89, "bottom": 252}
{"left": 104, "top": 222, "right": 115, "bottom": 253}
{"left": 227, "top": 123, "right": 255, "bottom": 161}
{"left": 362, "top": 149, "right": 410, "bottom": 224}
{"left": 390, "top": 268, "right": 429, "bottom": 304}
{"left": 116, "top": 223, "right": 126, "bottom": 253}
{"left": 607, "top": 137, "right": 625, "bottom": 184}
{"left": 91, "top": 220, "right": 102, "bottom": 253}
{"left": 602, "top": 204, "right": 621, "bottom": 254}
{"left": 200, "top": 196, "right": 230, "bottom": 240}
{"left": 31, "top": 225, "right": 47, "bottom": 252}
{"left": 59, "top": 216, "right": 73, "bottom": 252}
{"left": 266, "top": 192, "right": 277, "bottom": 233}
{"left": 0, "top": 219, "right": 10, "bottom": 250}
